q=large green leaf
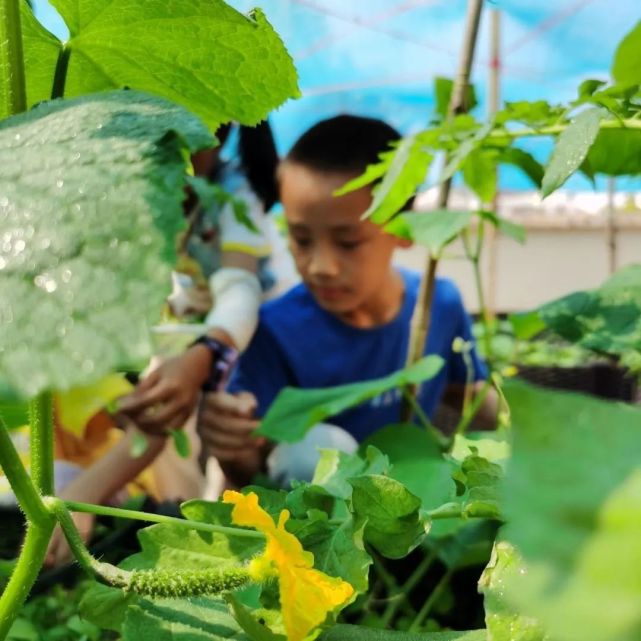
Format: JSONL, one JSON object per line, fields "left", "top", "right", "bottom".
{"left": 19, "top": 1, "right": 61, "bottom": 107}
{"left": 287, "top": 510, "right": 371, "bottom": 593}
{"left": 0, "top": 90, "right": 212, "bottom": 397}
{"left": 362, "top": 424, "right": 456, "bottom": 514}
{"left": 462, "top": 149, "right": 497, "bottom": 203}
{"left": 541, "top": 108, "right": 603, "bottom": 197}
{"left": 525, "top": 264, "right": 641, "bottom": 368}
{"left": 612, "top": 21, "right": 641, "bottom": 85}
{"left": 320, "top": 626, "right": 486, "bottom": 641}
{"left": 312, "top": 445, "right": 390, "bottom": 501}
{"left": 350, "top": 474, "right": 427, "bottom": 559}
{"left": 122, "top": 597, "right": 250, "bottom": 641}
{"left": 478, "top": 541, "right": 548, "bottom": 641}
{"left": 501, "top": 380, "right": 641, "bottom": 641}
{"left": 385, "top": 211, "right": 472, "bottom": 256}
{"left": 495, "top": 147, "right": 543, "bottom": 188}
{"left": 586, "top": 129, "right": 641, "bottom": 176}
{"left": 256, "top": 356, "right": 444, "bottom": 443}
{"left": 22, "top": 0, "right": 299, "bottom": 129}
{"left": 362, "top": 135, "right": 433, "bottom": 224}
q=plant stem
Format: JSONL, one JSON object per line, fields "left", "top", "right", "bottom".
{"left": 0, "top": 0, "right": 27, "bottom": 118}
{"left": 401, "top": 255, "right": 439, "bottom": 421}
{"left": 29, "top": 392, "right": 55, "bottom": 496}
{"left": 455, "top": 378, "right": 493, "bottom": 436}
{"left": 489, "top": 117, "right": 641, "bottom": 142}
{"left": 50, "top": 45, "right": 71, "bottom": 100}
{"left": 427, "top": 501, "right": 500, "bottom": 520}
{"left": 402, "top": 389, "right": 449, "bottom": 449}
{"left": 408, "top": 569, "right": 453, "bottom": 633}
{"left": 0, "top": 522, "right": 55, "bottom": 639}
{"left": 63, "top": 500, "right": 265, "bottom": 540}
{"left": 0, "top": 417, "right": 50, "bottom": 524}
{"left": 381, "top": 547, "right": 437, "bottom": 627}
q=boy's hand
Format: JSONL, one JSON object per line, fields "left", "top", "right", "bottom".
{"left": 118, "top": 347, "right": 211, "bottom": 435}
{"left": 198, "top": 391, "right": 264, "bottom": 462}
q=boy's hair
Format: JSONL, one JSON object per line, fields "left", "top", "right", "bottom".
{"left": 286, "top": 114, "right": 401, "bottom": 175}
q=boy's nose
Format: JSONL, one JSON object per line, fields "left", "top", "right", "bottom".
{"left": 308, "top": 245, "right": 340, "bottom": 278}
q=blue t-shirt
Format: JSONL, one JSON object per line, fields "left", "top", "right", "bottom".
{"left": 228, "top": 268, "right": 487, "bottom": 442}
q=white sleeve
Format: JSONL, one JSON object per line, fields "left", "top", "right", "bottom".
{"left": 205, "top": 267, "right": 261, "bottom": 352}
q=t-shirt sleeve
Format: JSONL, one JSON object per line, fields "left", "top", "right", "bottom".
{"left": 447, "top": 293, "right": 488, "bottom": 385}
{"left": 226, "top": 321, "right": 295, "bottom": 418}
{"left": 218, "top": 183, "right": 271, "bottom": 258}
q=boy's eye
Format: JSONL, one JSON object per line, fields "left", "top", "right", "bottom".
{"left": 291, "top": 235, "right": 312, "bottom": 248}
{"left": 337, "top": 240, "right": 362, "bottom": 250}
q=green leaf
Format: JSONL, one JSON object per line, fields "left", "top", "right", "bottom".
{"left": 312, "top": 446, "right": 390, "bottom": 501}
{"left": 0, "top": 90, "right": 213, "bottom": 398}
{"left": 612, "top": 21, "right": 641, "bottom": 85}
{"left": 501, "top": 380, "right": 641, "bottom": 641}
{"left": 586, "top": 129, "right": 641, "bottom": 176}
{"left": 450, "top": 433, "right": 510, "bottom": 466}
{"left": 350, "top": 474, "right": 427, "bottom": 558}
{"left": 462, "top": 149, "right": 497, "bottom": 203}
{"left": 479, "top": 541, "right": 548, "bottom": 641}
{"left": 434, "top": 77, "right": 477, "bottom": 120}
{"left": 434, "top": 519, "right": 499, "bottom": 572}
{"left": 496, "top": 147, "right": 544, "bottom": 188}
{"left": 578, "top": 79, "right": 608, "bottom": 99}
{"left": 362, "top": 424, "right": 456, "bottom": 514}
{"left": 23, "top": 0, "right": 299, "bottom": 129}
{"left": 509, "top": 310, "right": 546, "bottom": 340}
{"left": 455, "top": 453, "right": 503, "bottom": 519}
{"left": 287, "top": 510, "right": 372, "bottom": 593}
{"left": 320, "top": 625, "right": 487, "bottom": 641}
{"left": 530, "top": 264, "right": 641, "bottom": 364}
{"left": 79, "top": 582, "right": 136, "bottom": 633}
{"left": 541, "top": 108, "right": 603, "bottom": 197}
{"left": 476, "top": 211, "right": 526, "bottom": 244}
{"left": 19, "top": 1, "right": 61, "bottom": 107}
{"left": 386, "top": 211, "right": 472, "bottom": 256}
{"left": 441, "top": 123, "right": 493, "bottom": 184}
{"left": 122, "top": 596, "right": 250, "bottom": 641}
{"left": 256, "top": 356, "right": 444, "bottom": 443}
{"left": 362, "top": 136, "right": 433, "bottom": 224}
{"left": 226, "top": 594, "right": 286, "bottom": 641}
{"left": 169, "top": 429, "right": 191, "bottom": 458}
{"left": 496, "top": 101, "right": 564, "bottom": 128}
{"left": 334, "top": 151, "right": 394, "bottom": 196}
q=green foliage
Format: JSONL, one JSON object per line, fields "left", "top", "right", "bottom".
{"left": 612, "top": 21, "right": 641, "bottom": 85}
{"left": 510, "top": 264, "right": 641, "bottom": 371}
{"left": 320, "top": 626, "right": 487, "bottom": 641}
{"left": 385, "top": 211, "right": 472, "bottom": 256}
{"left": 0, "top": 90, "right": 212, "bottom": 397}
{"left": 122, "top": 597, "right": 250, "bottom": 641}
{"left": 461, "top": 149, "right": 497, "bottom": 203}
{"left": 478, "top": 541, "right": 548, "bottom": 641}
{"left": 586, "top": 129, "right": 641, "bottom": 175}
{"left": 433, "top": 77, "right": 477, "bottom": 120}
{"left": 257, "top": 356, "right": 444, "bottom": 443}
{"left": 501, "top": 381, "right": 641, "bottom": 641}
{"left": 541, "top": 108, "right": 603, "bottom": 196}
{"left": 363, "top": 425, "right": 456, "bottom": 516}
{"left": 21, "top": 0, "right": 299, "bottom": 129}
{"left": 7, "top": 583, "right": 104, "bottom": 641}
{"left": 350, "top": 475, "right": 426, "bottom": 559}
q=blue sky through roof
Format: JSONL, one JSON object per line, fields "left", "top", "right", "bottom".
{"left": 31, "top": 0, "right": 641, "bottom": 191}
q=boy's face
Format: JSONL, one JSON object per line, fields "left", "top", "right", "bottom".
{"left": 280, "top": 162, "right": 407, "bottom": 323}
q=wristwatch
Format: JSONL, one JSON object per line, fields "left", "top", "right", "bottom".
{"left": 191, "top": 335, "right": 239, "bottom": 392}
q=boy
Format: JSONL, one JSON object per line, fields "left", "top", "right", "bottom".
{"left": 198, "top": 115, "right": 496, "bottom": 487}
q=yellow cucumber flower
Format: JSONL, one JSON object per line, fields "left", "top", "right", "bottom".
{"left": 223, "top": 490, "right": 354, "bottom": 641}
